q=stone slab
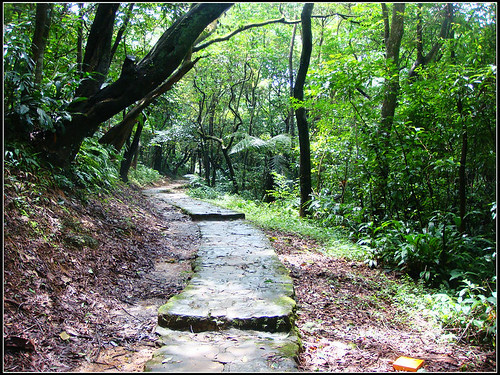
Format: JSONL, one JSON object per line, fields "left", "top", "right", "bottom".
{"left": 142, "top": 187, "right": 299, "bottom": 372}
{"left": 144, "top": 327, "right": 299, "bottom": 372}
{"left": 143, "top": 189, "right": 245, "bottom": 221}
{"left": 157, "top": 220, "right": 296, "bottom": 333}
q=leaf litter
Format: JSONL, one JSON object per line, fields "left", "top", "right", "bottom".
{"left": 4, "top": 177, "right": 199, "bottom": 372}
{"left": 266, "top": 229, "right": 496, "bottom": 372}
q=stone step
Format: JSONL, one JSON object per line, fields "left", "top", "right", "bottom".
{"left": 144, "top": 327, "right": 299, "bottom": 372}
{"left": 143, "top": 189, "right": 245, "bottom": 221}
{"left": 157, "top": 221, "right": 295, "bottom": 333}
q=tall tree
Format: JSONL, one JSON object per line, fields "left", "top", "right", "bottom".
{"left": 37, "top": 3, "right": 233, "bottom": 167}
{"left": 372, "top": 3, "right": 405, "bottom": 219}
{"left": 293, "top": 3, "right": 314, "bottom": 217}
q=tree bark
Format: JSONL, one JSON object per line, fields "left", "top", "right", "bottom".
{"left": 75, "top": 3, "right": 120, "bottom": 99}
{"left": 31, "top": 3, "right": 53, "bottom": 85}
{"left": 120, "top": 118, "right": 143, "bottom": 182}
{"left": 152, "top": 145, "right": 163, "bottom": 173}
{"left": 373, "top": 3, "right": 405, "bottom": 219}
{"left": 109, "top": 3, "right": 135, "bottom": 64}
{"left": 39, "top": 3, "right": 233, "bottom": 166}
{"left": 293, "top": 3, "right": 314, "bottom": 217}
{"left": 76, "top": 3, "right": 84, "bottom": 77}
{"left": 457, "top": 98, "right": 467, "bottom": 233}
{"left": 287, "top": 23, "right": 297, "bottom": 137}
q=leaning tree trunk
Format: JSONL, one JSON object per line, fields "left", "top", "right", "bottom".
{"left": 293, "top": 3, "right": 314, "bottom": 218}
{"left": 38, "top": 3, "right": 232, "bottom": 167}
{"left": 99, "top": 57, "right": 201, "bottom": 151}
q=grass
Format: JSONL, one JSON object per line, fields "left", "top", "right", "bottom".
{"left": 201, "top": 194, "right": 367, "bottom": 261}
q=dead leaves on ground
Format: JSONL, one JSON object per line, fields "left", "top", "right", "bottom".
{"left": 3, "top": 179, "right": 197, "bottom": 372}
{"left": 266, "top": 230, "right": 496, "bottom": 372}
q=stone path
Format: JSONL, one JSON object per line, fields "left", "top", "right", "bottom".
{"left": 142, "top": 186, "right": 299, "bottom": 372}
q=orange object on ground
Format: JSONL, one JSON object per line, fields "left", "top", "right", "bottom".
{"left": 393, "top": 356, "right": 424, "bottom": 372}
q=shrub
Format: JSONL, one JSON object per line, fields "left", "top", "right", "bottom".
{"left": 70, "top": 137, "right": 121, "bottom": 192}
{"left": 358, "top": 212, "right": 496, "bottom": 287}
{"left": 426, "top": 278, "right": 496, "bottom": 347}
{"left": 128, "top": 163, "right": 163, "bottom": 187}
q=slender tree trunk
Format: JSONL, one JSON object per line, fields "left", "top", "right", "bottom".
{"left": 172, "top": 150, "right": 192, "bottom": 176}
{"left": 293, "top": 3, "right": 314, "bottom": 217}
{"left": 76, "top": 3, "right": 84, "bottom": 77}
{"left": 120, "top": 119, "right": 143, "bottom": 182}
{"left": 287, "top": 23, "right": 297, "bottom": 136}
{"left": 373, "top": 3, "right": 405, "bottom": 220}
{"left": 222, "top": 148, "right": 238, "bottom": 194}
{"left": 409, "top": 3, "right": 453, "bottom": 80}
{"left": 109, "top": 3, "right": 135, "bottom": 63}
{"left": 457, "top": 98, "right": 467, "bottom": 233}
{"left": 152, "top": 145, "right": 163, "bottom": 173}
{"left": 31, "top": 3, "right": 53, "bottom": 85}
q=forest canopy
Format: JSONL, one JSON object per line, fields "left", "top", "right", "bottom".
{"left": 3, "top": 1, "right": 496, "bottom": 334}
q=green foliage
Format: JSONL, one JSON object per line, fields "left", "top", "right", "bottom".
{"left": 4, "top": 143, "right": 52, "bottom": 217}
{"left": 185, "top": 174, "right": 229, "bottom": 199}
{"left": 358, "top": 212, "right": 496, "bottom": 287}
{"left": 265, "top": 172, "right": 300, "bottom": 210}
{"left": 127, "top": 163, "right": 163, "bottom": 187}
{"left": 70, "top": 137, "right": 121, "bottom": 192}
{"left": 3, "top": 19, "right": 80, "bottom": 138}
{"left": 426, "top": 279, "right": 496, "bottom": 347}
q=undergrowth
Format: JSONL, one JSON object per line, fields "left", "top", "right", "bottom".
{"left": 186, "top": 176, "right": 497, "bottom": 349}
{"left": 4, "top": 137, "right": 163, "bottom": 198}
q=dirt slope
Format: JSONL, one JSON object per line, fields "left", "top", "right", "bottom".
{"left": 4, "top": 177, "right": 199, "bottom": 372}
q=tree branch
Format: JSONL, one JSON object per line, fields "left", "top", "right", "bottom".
{"left": 193, "top": 17, "right": 292, "bottom": 52}
{"left": 99, "top": 56, "right": 203, "bottom": 150}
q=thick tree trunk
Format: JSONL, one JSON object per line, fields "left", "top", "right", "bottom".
{"left": 39, "top": 3, "right": 233, "bottom": 166}
{"left": 75, "top": 3, "right": 120, "bottom": 99}
{"left": 293, "top": 3, "right": 314, "bottom": 217}
{"left": 31, "top": 3, "right": 53, "bottom": 84}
